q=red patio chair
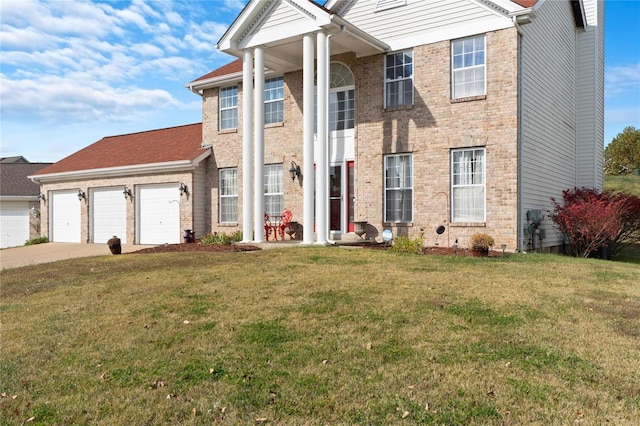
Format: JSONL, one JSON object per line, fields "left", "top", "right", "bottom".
{"left": 277, "top": 210, "right": 293, "bottom": 240}
{"left": 264, "top": 213, "right": 274, "bottom": 241}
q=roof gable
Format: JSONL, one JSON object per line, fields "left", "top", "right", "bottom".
{"left": 32, "top": 123, "right": 205, "bottom": 177}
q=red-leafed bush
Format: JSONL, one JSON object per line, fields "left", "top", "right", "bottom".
{"left": 550, "top": 187, "right": 640, "bottom": 258}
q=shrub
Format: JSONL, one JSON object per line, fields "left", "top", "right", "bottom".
{"left": 550, "top": 187, "right": 640, "bottom": 258}
{"left": 199, "top": 231, "right": 243, "bottom": 246}
{"left": 469, "top": 233, "right": 494, "bottom": 251}
{"left": 24, "top": 237, "right": 48, "bottom": 246}
{"left": 390, "top": 235, "right": 423, "bottom": 254}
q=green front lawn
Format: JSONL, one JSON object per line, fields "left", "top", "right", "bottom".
{"left": 1, "top": 248, "right": 639, "bottom": 424}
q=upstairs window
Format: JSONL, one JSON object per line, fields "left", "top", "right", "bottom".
{"left": 385, "top": 50, "right": 413, "bottom": 108}
{"left": 451, "top": 35, "right": 486, "bottom": 99}
{"left": 264, "top": 77, "right": 284, "bottom": 124}
{"left": 219, "top": 85, "right": 238, "bottom": 130}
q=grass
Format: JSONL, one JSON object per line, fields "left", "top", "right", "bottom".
{"left": 1, "top": 248, "right": 639, "bottom": 425}
{"left": 605, "top": 174, "right": 640, "bottom": 196}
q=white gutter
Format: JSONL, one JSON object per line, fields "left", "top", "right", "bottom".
{"left": 29, "top": 150, "right": 211, "bottom": 184}
{"left": 329, "top": 14, "right": 390, "bottom": 53}
{"left": 0, "top": 195, "right": 39, "bottom": 202}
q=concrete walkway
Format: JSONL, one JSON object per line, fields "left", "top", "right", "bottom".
{"left": 0, "top": 243, "right": 156, "bottom": 270}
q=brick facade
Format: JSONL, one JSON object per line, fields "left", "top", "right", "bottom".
{"left": 203, "top": 27, "right": 519, "bottom": 250}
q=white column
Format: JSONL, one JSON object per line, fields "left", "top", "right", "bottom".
{"left": 242, "top": 49, "right": 254, "bottom": 243}
{"left": 315, "top": 31, "right": 328, "bottom": 245}
{"left": 253, "top": 46, "right": 265, "bottom": 242}
{"left": 302, "top": 33, "right": 315, "bottom": 244}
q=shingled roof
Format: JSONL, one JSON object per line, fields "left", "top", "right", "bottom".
{"left": 32, "top": 123, "right": 205, "bottom": 177}
{"left": 1, "top": 162, "right": 52, "bottom": 196}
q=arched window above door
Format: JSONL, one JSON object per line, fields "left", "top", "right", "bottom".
{"left": 330, "top": 62, "right": 354, "bottom": 89}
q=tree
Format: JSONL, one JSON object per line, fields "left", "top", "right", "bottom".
{"left": 604, "top": 126, "right": 640, "bottom": 175}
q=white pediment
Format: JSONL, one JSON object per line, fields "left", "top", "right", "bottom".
{"left": 217, "top": 0, "right": 388, "bottom": 74}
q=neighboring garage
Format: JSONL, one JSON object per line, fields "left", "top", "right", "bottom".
{"left": 29, "top": 123, "right": 210, "bottom": 246}
{"left": 91, "top": 187, "right": 127, "bottom": 244}
{"left": 137, "top": 184, "right": 181, "bottom": 244}
{"left": 0, "top": 201, "right": 30, "bottom": 249}
{"left": 50, "top": 190, "right": 82, "bottom": 243}
{"left": 1, "top": 158, "right": 51, "bottom": 249}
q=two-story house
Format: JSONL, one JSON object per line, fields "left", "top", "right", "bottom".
{"left": 186, "top": 0, "right": 604, "bottom": 251}
{"left": 30, "top": 0, "right": 603, "bottom": 252}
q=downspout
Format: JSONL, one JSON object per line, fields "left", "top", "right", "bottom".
{"left": 513, "top": 15, "right": 524, "bottom": 252}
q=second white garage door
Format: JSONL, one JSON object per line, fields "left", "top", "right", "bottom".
{"left": 91, "top": 188, "right": 127, "bottom": 244}
{"left": 137, "top": 184, "right": 180, "bottom": 244}
{"left": 51, "top": 191, "right": 81, "bottom": 243}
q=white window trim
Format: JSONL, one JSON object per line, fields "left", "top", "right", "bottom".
{"left": 384, "top": 49, "right": 414, "bottom": 109}
{"left": 384, "top": 153, "right": 413, "bottom": 223}
{"left": 451, "top": 35, "right": 486, "bottom": 100}
{"left": 450, "top": 148, "right": 486, "bottom": 223}
{"left": 219, "top": 85, "right": 238, "bottom": 130}
{"left": 219, "top": 168, "right": 238, "bottom": 223}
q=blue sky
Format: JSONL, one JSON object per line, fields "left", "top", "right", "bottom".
{"left": 1, "top": 0, "right": 638, "bottom": 163}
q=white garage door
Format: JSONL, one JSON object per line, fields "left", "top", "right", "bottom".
{"left": 91, "top": 188, "right": 127, "bottom": 244}
{"left": 138, "top": 184, "right": 180, "bottom": 244}
{"left": 51, "top": 191, "right": 81, "bottom": 243}
{"left": 0, "top": 201, "right": 30, "bottom": 249}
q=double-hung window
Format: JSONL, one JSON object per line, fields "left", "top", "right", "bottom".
{"left": 451, "top": 35, "right": 486, "bottom": 99}
{"left": 219, "top": 86, "right": 238, "bottom": 130}
{"left": 451, "top": 148, "right": 485, "bottom": 222}
{"left": 219, "top": 168, "right": 238, "bottom": 223}
{"left": 264, "top": 77, "right": 284, "bottom": 124}
{"left": 264, "top": 164, "right": 283, "bottom": 217}
{"left": 385, "top": 50, "right": 413, "bottom": 108}
{"left": 384, "top": 154, "right": 413, "bottom": 222}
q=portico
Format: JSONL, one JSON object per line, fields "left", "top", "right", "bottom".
{"left": 215, "top": 0, "right": 387, "bottom": 244}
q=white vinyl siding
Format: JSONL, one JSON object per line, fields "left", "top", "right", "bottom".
{"left": 219, "top": 168, "right": 238, "bottom": 223}
{"left": 264, "top": 77, "right": 284, "bottom": 125}
{"left": 219, "top": 86, "right": 238, "bottom": 130}
{"left": 451, "top": 148, "right": 485, "bottom": 222}
{"left": 384, "top": 154, "right": 413, "bottom": 223}
{"left": 336, "top": 0, "right": 508, "bottom": 51}
{"left": 519, "top": 0, "right": 582, "bottom": 249}
{"left": 452, "top": 35, "right": 485, "bottom": 99}
{"left": 264, "top": 164, "right": 283, "bottom": 218}
{"left": 385, "top": 50, "right": 413, "bottom": 108}
{"left": 575, "top": 0, "right": 604, "bottom": 189}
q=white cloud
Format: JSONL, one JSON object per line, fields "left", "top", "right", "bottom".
{"left": 0, "top": 73, "right": 178, "bottom": 123}
{"left": 605, "top": 63, "right": 640, "bottom": 98}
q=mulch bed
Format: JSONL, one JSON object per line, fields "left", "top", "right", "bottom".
{"left": 130, "top": 243, "right": 260, "bottom": 254}
{"left": 130, "top": 242, "right": 503, "bottom": 257}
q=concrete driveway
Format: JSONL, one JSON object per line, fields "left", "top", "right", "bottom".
{"left": 0, "top": 243, "right": 157, "bottom": 270}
